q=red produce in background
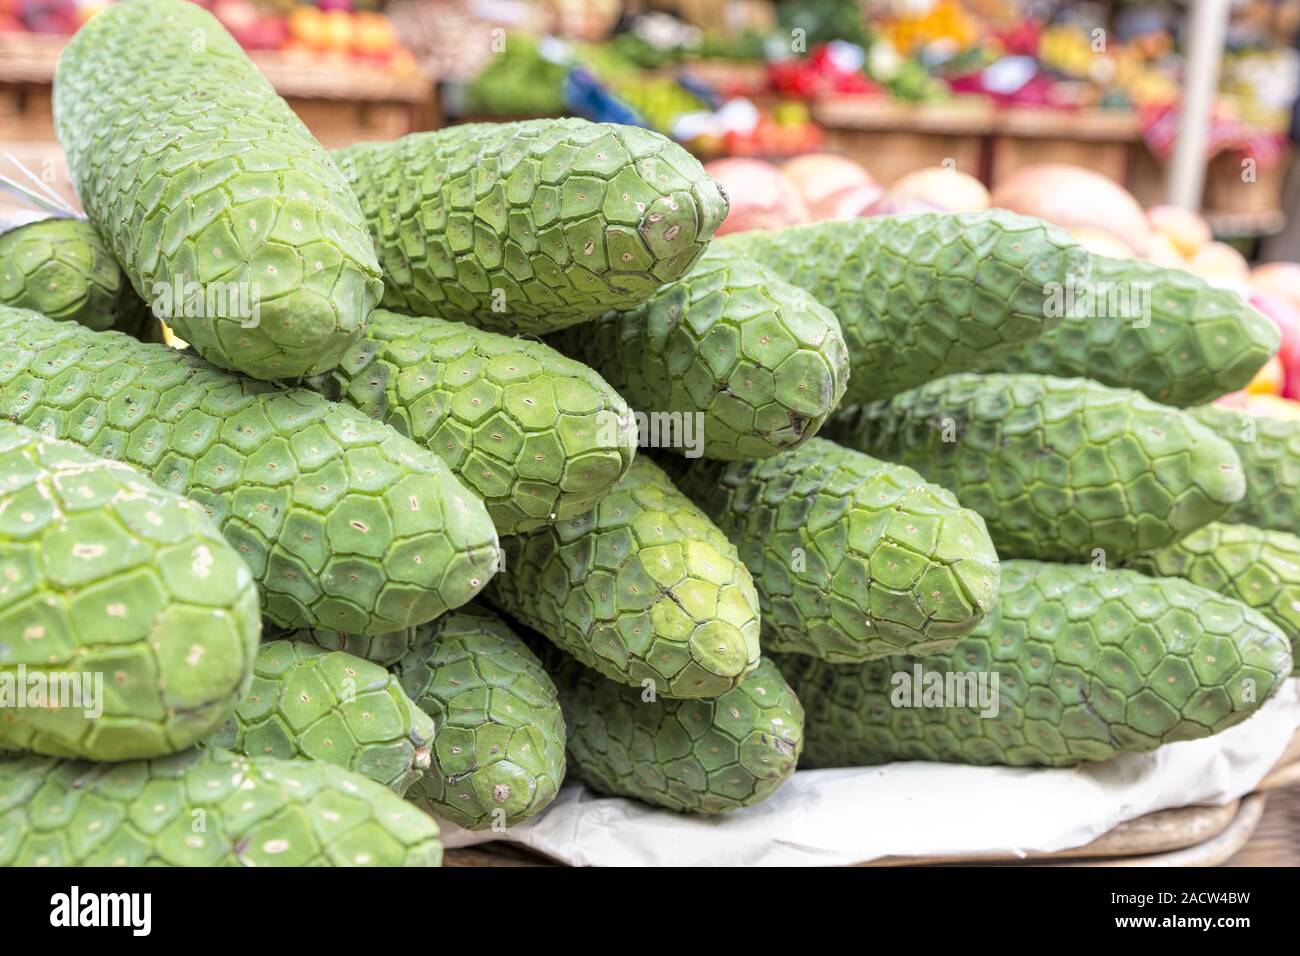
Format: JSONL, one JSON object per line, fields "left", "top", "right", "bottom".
{"left": 1250, "top": 292, "right": 1300, "bottom": 400}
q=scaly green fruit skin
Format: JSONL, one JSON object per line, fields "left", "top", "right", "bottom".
{"left": 545, "top": 650, "right": 803, "bottom": 814}
{"left": 0, "top": 219, "right": 142, "bottom": 333}
{"left": 826, "top": 373, "right": 1245, "bottom": 561}
{"left": 315, "top": 309, "right": 636, "bottom": 534}
{"left": 780, "top": 561, "right": 1293, "bottom": 769}
{"left": 1122, "top": 522, "right": 1300, "bottom": 675}
{"left": 269, "top": 623, "right": 418, "bottom": 668}
{"left": 547, "top": 249, "right": 850, "bottom": 460}
{"left": 670, "top": 439, "right": 999, "bottom": 662}
{"left": 989, "top": 255, "right": 1279, "bottom": 406}
{"left": 392, "top": 605, "right": 566, "bottom": 830}
{"left": 207, "top": 641, "right": 435, "bottom": 794}
{"left": 1187, "top": 404, "right": 1300, "bottom": 533}
{"left": 0, "top": 308, "right": 501, "bottom": 635}
{"left": 334, "top": 118, "right": 728, "bottom": 335}
{"left": 53, "top": 0, "right": 383, "bottom": 381}
{"left": 715, "top": 211, "right": 1090, "bottom": 403}
{"left": 0, "top": 422, "right": 259, "bottom": 761}
{"left": 0, "top": 747, "right": 442, "bottom": 866}
{"left": 485, "top": 458, "right": 762, "bottom": 699}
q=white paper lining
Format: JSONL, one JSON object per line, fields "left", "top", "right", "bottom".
{"left": 440, "top": 677, "right": 1300, "bottom": 866}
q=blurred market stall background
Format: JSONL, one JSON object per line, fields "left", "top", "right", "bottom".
{"left": 5, "top": 0, "right": 1300, "bottom": 409}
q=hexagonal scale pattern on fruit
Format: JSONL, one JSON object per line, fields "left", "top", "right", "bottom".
{"left": 334, "top": 118, "right": 728, "bottom": 334}
{"left": 53, "top": 0, "right": 383, "bottom": 380}
{"left": 780, "top": 562, "right": 1293, "bottom": 768}
{"left": 485, "top": 457, "right": 761, "bottom": 698}
{"left": 547, "top": 650, "right": 803, "bottom": 814}
{"left": 0, "top": 219, "right": 132, "bottom": 331}
{"left": 272, "top": 622, "right": 421, "bottom": 668}
{"left": 0, "top": 748, "right": 442, "bottom": 866}
{"left": 671, "top": 438, "right": 999, "bottom": 662}
{"left": 318, "top": 309, "right": 636, "bottom": 534}
{"left": 207, "top": 641, "right": 435, "bottom": 794}
{"left": 548, "top": 247, "right": 850, "bottom": 460}
{"left": 716, "top": 211, "right": 1090, "bottom": 403}
{"left": 1123, "top": 522, "right": 1300, "bottom": 675}
{"left": 393, "top": 605, "right": 566, "bottom": 829}
{"left": 0, "top": 421, "right": 260, "bottom": 761}
{"left": 0, "top": 308, "right": 500, "bottom": 635}
{"left": 827, "top": 373, "right": 1245, "bottom": 561}
{"left": 1188, "top": 403, "right": 1300, "bottom": 534}
{"left": 990, "top": 255, "right": 1279, "bottom": 407}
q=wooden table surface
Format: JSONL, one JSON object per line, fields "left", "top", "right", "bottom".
{"left": 1226, "top": 786, "right": 1300, "bottom": 866}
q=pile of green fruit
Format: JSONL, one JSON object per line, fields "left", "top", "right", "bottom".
{"left": 2, "top": 0, "right": 1297, "bottom": 868}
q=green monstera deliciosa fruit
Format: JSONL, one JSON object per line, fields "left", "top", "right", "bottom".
{"left": 0, "top": 748, "right": 443, "bottom": 866}
{"left": 53, "top": 0, "right": 383, "bottom": 380}
{"left": 0, "top": 421, "right": 260, "bottom": 761}
{"left": 334, "top": 118, "right": 728, "bottom": 334}
{"left": 486, "top": 457, "right": 762, "bottom": 698}
{"left": 1187, "top": 403, "right": 1300, "bottom": 534}
{"left": 779, "top": 561, "right": 1293, "bottom": 768}
{"left": 269, "top": 623, "right": 421, "bottom": 668}
{"left": 669, "top": 438, "right": 999, "bottom": 662}
{"left": 987, "top": 255, "right": 1279, "bottom": 407}
{"left": 0, "top": 218, "right": 155, "bottom": 337}
{"left": 315, "top": 309, "right": 637, "bottom": 534}
{"left": 0, "top": 308, "right": 500, "bottom": 635}
{"left": 544, "top": 648, "right": 803, "bottom": 814}
{"left": 827, "top": 373, "right": 1245, "bottom": 561}
{"left": 715, "top": 211, "right": 1090, "bottom": 403}
{"left": 1122, "top": 522, "right": 1300, "bottom": 675}
{"left": 207, "top": 641, "right": 435, "bottom": 794}
{"left": 392, "top": 605, "right": 566, "bottom": 830}
{"left": 548, "top": 248, "right": 850, "bottom": 460}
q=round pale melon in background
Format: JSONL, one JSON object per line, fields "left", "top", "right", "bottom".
{"left": 889, "top": 166, "right": 991, "bottom": 213}
{"left": 1145, "top": 231, "right": 1190, "bottom": 268}
{"left": 1189, "top": 240, "right": 1251, "bottom": 286}
{"left": 1068, "top": 226, "right": 1136, "bottom": 259}
{"left": 1147, "top": 204, "right": 1212, "bottom": 258}
{"left": 1252, "top": 261, "right": 1300, "bottom": 310}
{"left": 817, "top": 181, "right": 886, "bottom": 220}
{"left": 704, "top": 158, "right": 810, "bottom": 236}
{"left": 782, "top": 153, "right": 876, "bottom": 219}
{"left": 864, "top": 193, "right": 945, "bottom": 216}
{"left": 991, "top": 162, "right": 1151, "bottom": 255}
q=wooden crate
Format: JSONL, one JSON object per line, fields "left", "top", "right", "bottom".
{"left": 813, "top": 96, "right": 991, "bottom": 183}
{"left": 1125, "top": 140, "right": 1169, "bottom": 207}
{"left": 988, "top": 108, "right": 1141, "bottom": 191}
{"left": 288, "top": 99, "right": 417, "bottom": 149}
{"left": 821, "top": 125, "right": 985, "bottom": 183}
{"left": 0, "top": 85, "right": 19, "bottom": 125}
{"left": 991, "top": 135, "right": 1129, "bottom": 188}
{"left": 1204, "top": 147, "right": 1290, "bottom": 217}
{"left": 0, "top": 32, "right": 436, "bottom": 150}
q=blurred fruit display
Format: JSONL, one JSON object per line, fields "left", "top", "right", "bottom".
{"left": 876, "top": 0, "right": 978, "bottom": 55}
{"left": 464, "top": 32, "right": 569, "bottom": 117}
{"left": 0, "top": 0, "right": 418, "bottom": 74}
{"left": 383, "top": 0, "right": 495, "bottom": 82}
